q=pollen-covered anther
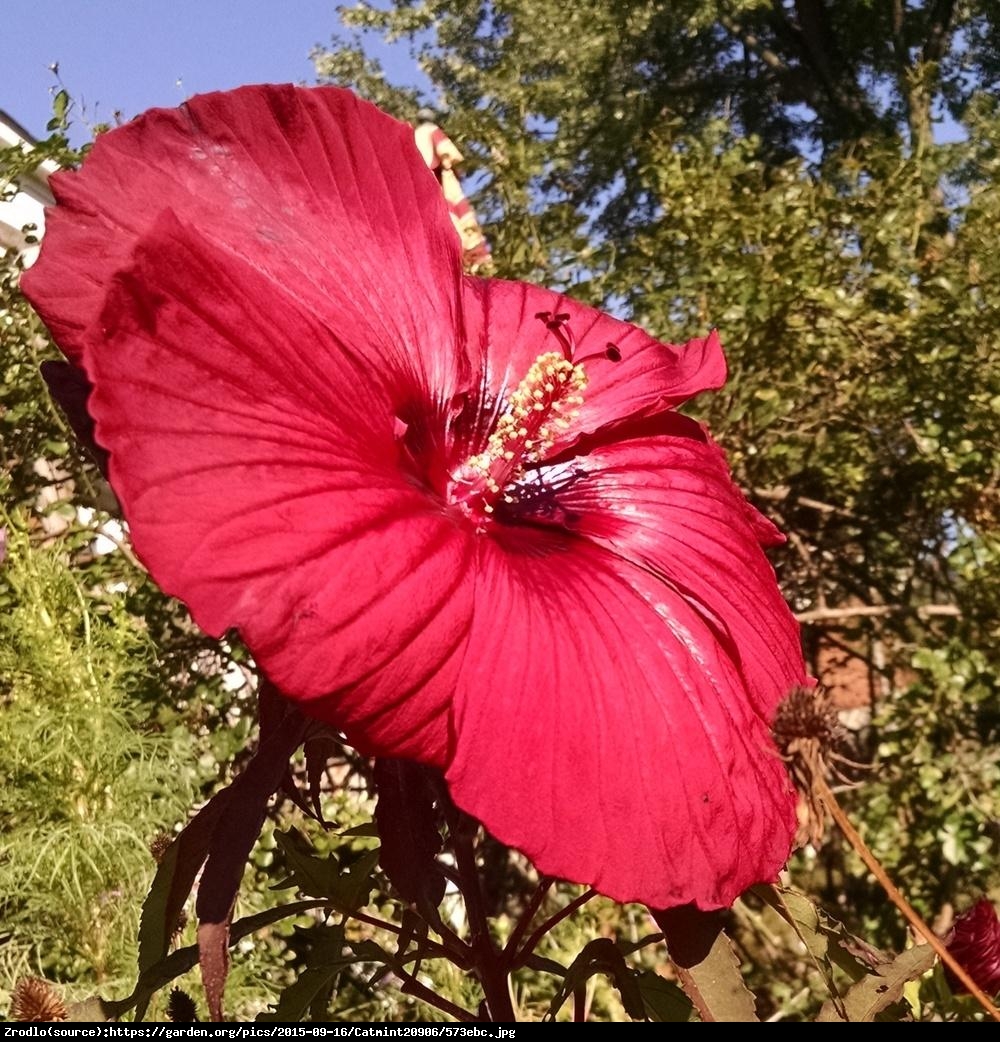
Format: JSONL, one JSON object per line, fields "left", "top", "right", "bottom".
{"left": 450, "top": 351, "right": 588, "bottom": 523}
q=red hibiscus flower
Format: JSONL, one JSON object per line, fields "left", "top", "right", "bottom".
{"left": 22, "top": 85, "right": 806, "bottom": 910}
{"left": 946, "top": 899, "right": 1000, "bottom": 997}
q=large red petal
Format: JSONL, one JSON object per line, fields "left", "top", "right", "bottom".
{"left": 22, "top": 84, "right": 466, "bottom": 411}
{"left": 446, "top": 526, "right": 800, "bottom": 909}
{"left": 461, "top": 277, "right": 726, "bottom": 450}
{"left": 85, "top": 213, "right": 475, "bottom": 765}
{"left": 512, "top": 418, "right": 804, "bottom": 719}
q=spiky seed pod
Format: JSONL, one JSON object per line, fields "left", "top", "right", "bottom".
{"left": 773, "top": 684, "right": 844, "bottom": 756}
{"left": 148, "top": 831, "right": 173, "bottom": 864}
{"left": 10, "top": 977, "right": 67, "bottom": 1022}
{"left": 166, "top": 987, "right": 199, "bottom": 1022}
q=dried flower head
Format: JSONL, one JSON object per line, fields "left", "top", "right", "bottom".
{"left": 773, "top": 685, "right": 852, "bottom": 848}
{"left": 148, "top": 830, "right": 173, "bottom": 864}
{"left": 10, "top": 977, "right": 67, "bottom": 1023}
{"left": 774, "top": 684, "right": 844, "bottom": 758}
{"left": 166, "top": 987, "right": 200, "bottom": 1023}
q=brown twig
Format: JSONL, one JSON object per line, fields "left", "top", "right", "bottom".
{"left": 796, "top": 603, "right": 960, "bottom": 624}
{"left": 752, "top": 486, "right": 858, "bottom": 519}
{"left": 818, "top": 776, "right": 1000, "bottom": 1022}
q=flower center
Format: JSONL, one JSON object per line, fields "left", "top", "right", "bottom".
{"left": 450, "top": 351, "right": 587, "bottom": 526}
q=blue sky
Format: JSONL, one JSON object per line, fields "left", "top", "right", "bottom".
{"left": 4, "top": 0, "right": 422, "bottom": 143}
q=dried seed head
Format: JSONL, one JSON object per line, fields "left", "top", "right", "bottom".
{"left": 166, "top": 987, "right": 200, "bottom": 1023}
{"left": 773, "top": 685, "right": 851, "bottom": 850}
{"left": 148, "top": 831, "right": 173, "bottom": 864}
{"left": 11, "top": 977, "right": 67, "bottom": 1023}
{"left": 773, "top": 684, "right": 844, "bottom": 758}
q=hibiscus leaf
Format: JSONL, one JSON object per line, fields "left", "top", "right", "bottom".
{"left": 134, "top": 793, "right": 230, "bottom": 1020}
{"left": 395, "top": 907, "right": 429, "bottom": 960}
{"left": 523, "top": 953, "right": 572, "bottom": 977}
{"left": 544, "top": 937, "right": 647, "bottom": 1021}
{"left": 191, "top": 706, "right": 309, "bottom": 1021}
{"left": 653, "top": 906, "right": 758, "bottom": 1022}
{"left": 754, "top": 884, "right": 884, "bottom": 983}
{"left": 373, "top": 758, "right": 446, "bottom": 910}
{"left": 196, "top": 709, "right": 311, "bottom": 925}
{"left": 340, "top": 822, "right": 380, "bottom": 837}
{"left": 635, "top": 971, "right": 694, "bottom": 1022}
{"left": 112, "top": 900, "right": 329, "bottom": 1022}
{"left": 198, "top": 921, "right": 229, "bottom": 1023}
{"left": 256, "top": 924, "right": 347, "bottom": 1023}
{"left": 816, "top": 944, "right": 937, "bottom": 1023}
{"left": 136, "top": 683, "right": 310, "bottom": 1021}
{"left": 273, "top": 826, "right": 379, "bottom": 911}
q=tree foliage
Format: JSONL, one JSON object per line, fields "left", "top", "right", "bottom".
{"left": 1, "top": 0, "right": 999, "bottom": 1022}
{"left": 314, "top": 0, "right": 1000, "bottom": 967}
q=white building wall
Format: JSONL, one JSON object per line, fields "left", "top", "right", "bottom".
{"left": 0, "top": 113, "right": 57, "bottom": 265}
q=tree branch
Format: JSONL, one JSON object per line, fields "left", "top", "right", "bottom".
{"left": 796, "top": 603, "right": 960, "bottom": 624}
{"left": 752, "top": 486, "right": 858, "bottom": 520}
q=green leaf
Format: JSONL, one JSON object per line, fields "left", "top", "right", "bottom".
{"left": 47, "top": 89, "right": 69, "bottom": 131}
{"left": 256, "top": 925, "right": 346, "bottom": 1022}
{"left": 134, "top": 796, "right": 228, "bottom": 1020}
{"left": 636, "top": 971, "right": 693, "bottom": 1022}
{"left": 107, "top": 900, "right": 330, "bottom": 1022}
{"left": 756, "top": 885, "right": 883, "bottom": 982}
{"left": 654, "top": 907, "right": 758, "bottom": 1022}
{"left": 273, "top": 826, "right": 379, "bottom": 910}
{"left": 817, "top": 944, "right": 937, "bottom": 1022}
{"left": 544, "top": 937, "right": 646, "bottom": 1021}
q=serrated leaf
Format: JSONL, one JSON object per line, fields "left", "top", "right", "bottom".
{"left": 196, "top": 701, "right": 310, "bottom": 924}
{"left": 653, "top": 906, "right": 758, "bottom": 1022}
{"left": 636, "top": 971, "right": 693, "bottom": 1022}
{"left": 274, "top": 827, "right": 379, "bottom": 910}
{"left": 108, "top": 900, "right": 329, "bottom": 1022}
{"left": 755, "top": 885, "right": 883, "bottom": 982}
{"left": 135, "top": 797, "right": 227, "bottom": 1020}
{"left": 135, "top": 692, "right": 307, "bottom": 1022}
{"left": 545, "top": 937, "right": 646, "bottom": 1021}
{"left": 817, "top": 944, "right": 936, "bottom": 1022}
{"left": 193, "top": 704, "right": 311, "bottom": 1021}
{"left": 256, "top": 925, "right": 346, "bottom": 1022}
{"left": 304, "top": 733, "right": 341, "bottom": 822}
{"left": 340, "top": 821, "right": 380, "bottom": 838}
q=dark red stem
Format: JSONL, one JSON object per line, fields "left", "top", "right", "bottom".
{"left": 512, "top": 889, "right": 597, "bottom": 969}
{"left": 449, "top": 813, "right": 517, "bottom": 1021}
